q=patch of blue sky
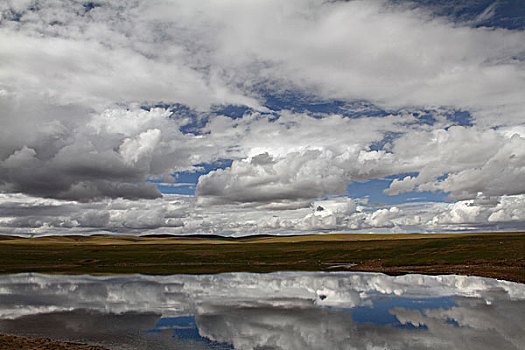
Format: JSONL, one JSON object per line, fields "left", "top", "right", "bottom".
{"left": 142, "top": 96, "right": 473, "bottom": 139}
{"left": 210, "top": 104, "right": 256, "bottom": 119}
{"left": 410, "top": 111, "right": 437, "bottom": 126}
{"left": 260, "top": 88, "right": 477, "bottom": 129}
{"left": 392, "top": 0, "right": 525, "bottom": 30}
{"left": 149, "top": 159, "right": 233, "bottom": 195}
{"left": 155, "top": 316, "right": 195, "bottom": 329}
{"left": 141, "top": 103, "right": 210, "bottom": 135}
{"left": 347, "top": 173, "right": 448, "bottom": 206}
{"left": 195, "top": 159, "right": 233, "bottom": 172}
{"left": 446, "top": 317, "right": 460, "bottom": 327}
{"left": 349, "top": 295, "right": 457, "bottom": 329}
{"left": 262, "top": 89, "right": 389, "bottom": 119}
{"left": 370, "top": 110, "right": 472, "bottom": 152}
{"left": 369, "top": 132, "right": 404, "bottom": 152}
{"left": 148, "top": 180, "right": 195, "bottom": 195}
{"left": 148, "top": 316, "right": 233, "bottom": 349}
{"left": 142, "top": 102, "right": 266, "bottom": 134}
{"left": 399, "top": 108, "right": 473, "bottom": 128}
{"left": 83, "top": 2, "right": 101, "bottom": 12}
{"left": 444, "top": 110, "right": 473, "bottom": 127}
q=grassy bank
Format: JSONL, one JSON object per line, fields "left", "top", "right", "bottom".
{"left": 0, "top": 232, "right": 524, "bottom": 282}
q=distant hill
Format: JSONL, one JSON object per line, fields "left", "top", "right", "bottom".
{"left": 140, "top": 233, "right": 283, "bottom": 240}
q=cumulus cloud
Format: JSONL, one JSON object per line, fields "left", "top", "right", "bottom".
{"left": 197, "top": 150, "right": 350, "bottom": 204}
{"left": 386, "top": 126, "right": 525, "bottom": 201}
{"left": 3, "top": 192, "right": 525, "bottom": 236}
{"left": 0, "top": 104, "right": 228, "bottom": 201}
{"left": 198, "top": 121, "right": 525, "bottom": 206}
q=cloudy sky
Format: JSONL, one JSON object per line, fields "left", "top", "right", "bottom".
{"left": 1, "top": 0, "right": 525, "bottom": 236}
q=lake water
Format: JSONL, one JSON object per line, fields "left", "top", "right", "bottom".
{"left": 0, "top": 272, "right": 524, "bottom": 349}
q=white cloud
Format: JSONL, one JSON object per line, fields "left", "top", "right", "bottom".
{"left": 385, "top": 126, "right": 525, "bottom": 200}
{"left": 2, "top": 0, "right": 524, "bottom": 118}
{"left": 3, "top": 192, "right": 525, "bottom": 236}
{"left": 0, "top": 1, "right": 259, "bottom": 111}
{"left": 119, "top": 129, "right": 162, "bottom": 165}
{"left": 128, "top": 0, "right": 525, "bottom": 124}
{"left": 0, "top": 104, "right": 222, "bottom": 201}
{"left": 196, "top": 150, "right": 350, "bottom": 204}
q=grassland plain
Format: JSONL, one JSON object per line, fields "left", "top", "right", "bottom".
{"left": 0, "top": 232, "right": 523, "bottom": 282}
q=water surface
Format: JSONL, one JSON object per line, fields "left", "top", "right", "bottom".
{"left": 0, "top": 272, "right": 524, "bottom": 349}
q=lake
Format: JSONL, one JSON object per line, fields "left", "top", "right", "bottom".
{"left": 0, "top": 272, "right": 524, "bottom": 349}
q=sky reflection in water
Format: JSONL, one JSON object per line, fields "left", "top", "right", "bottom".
{"left": 0, "top": 272, "right": 524, "bottom": 350}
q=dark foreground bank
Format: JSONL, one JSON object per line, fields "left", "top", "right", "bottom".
{"left": 0, "top": 232, "right": 523, "bottom": 282}
{"left": 0, "top": 334, "right": 108, "bottom": 349}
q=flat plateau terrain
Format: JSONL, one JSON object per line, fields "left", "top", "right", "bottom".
{"left": 0, "top": 232, "right": 524, "bottom": 282}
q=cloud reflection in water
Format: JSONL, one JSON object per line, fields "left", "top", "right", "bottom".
{"left": 0, "top": 272, "right": 524, "bottom": 349}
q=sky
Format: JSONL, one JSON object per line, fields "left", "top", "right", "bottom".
{"left": 1, "top": 0, "right": 525, "bottom": 236}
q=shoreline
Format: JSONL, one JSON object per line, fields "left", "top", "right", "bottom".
{"left": 1, "top": 263, "right": 520, "bottom": 283}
